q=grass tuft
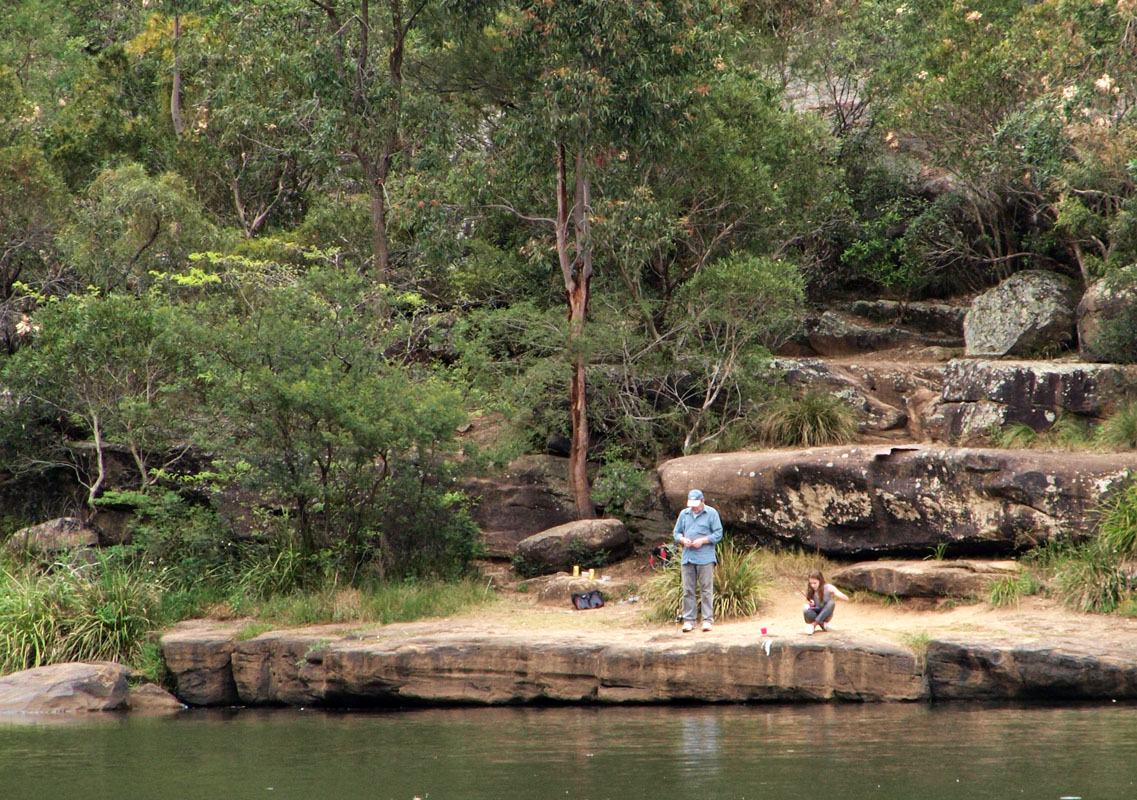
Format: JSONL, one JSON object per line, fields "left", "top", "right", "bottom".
{"left": 642, "top": 540, "right": 772, "bottom": 623}
{"left": 756, "top": 392, "right": 858, "bottom": 448}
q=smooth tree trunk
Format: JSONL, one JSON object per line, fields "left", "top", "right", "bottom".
{"left": 171, "top": 15, "right": 184, "bottom": 135}
{"left": 556, "top": 144, "right": 596, "bottom": 519}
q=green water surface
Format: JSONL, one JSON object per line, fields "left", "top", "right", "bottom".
{"left": 1, "top": 702, "right": 1134, "bottom": 799}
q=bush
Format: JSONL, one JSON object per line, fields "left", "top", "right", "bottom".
{"left": 1095, "top": 481, "right": 1137, "bottom": 559}
{"left": 1098, "top": 402, "right": 1137, "bottom": 450}
{"left": 756, "top": 391, "right": 858, "bottom": 447}
{"left": 642, "top": 540, "right": 771, "bottom": 622}
{"left": 0, "top": 558, "right": 163, "bottom": 675}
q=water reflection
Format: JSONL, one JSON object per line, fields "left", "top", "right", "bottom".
{"left": 0, "top": 702, "right": 1134, "bottom": 800}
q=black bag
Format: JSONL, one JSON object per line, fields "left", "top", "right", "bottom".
{"left": 571, "top": 589, "right": 604, "bottom": 610}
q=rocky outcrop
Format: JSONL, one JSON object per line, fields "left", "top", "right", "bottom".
{"left": 159, "top": 623, "right": 1137, "bottom": 707}
{"left": 963, "top": 270, "right": 1078, "bottom": 357}
{"left": 0, "top": 662, "right": 131, "bottom": 712}
{"left": 163, "top": 625, "right": 925, "bottom": 706}
{"left": 657, "top": 446, "right": 1137, "bottom": 557}
{"left": 926, "top": 638, "right": 1137, "bottom": 700}
{"left": 831, "top": 560, "right": 1021, "bottom": 598}
{"left": 459, "top": 456, "right": 578, "bottom": 558}
{"left": 926, "top": 359, "right": 1137, "bottom": 443}
{"left": 1077, "top": 276, "right": 1137, "bottom": 363}
{"left": 4, "top": 517, "right": 99, "bottom": 559}
{"left": 780, "top": 311, "right": 961, "bottom": 357}
{"left": 514, "top": 519, "right": 631, "bottom": 576}
{"left": 161, "top": 622, "right": 243, "bottom": 706}
{"left": 838, "top": 300, "right": 967, "bottom": 337}
{"left": 773, "top": 358, "right": 947, "bottom": 435}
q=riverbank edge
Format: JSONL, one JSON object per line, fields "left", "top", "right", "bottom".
{"left": 159, "top": 622, "right": 1137, "bottom": 707}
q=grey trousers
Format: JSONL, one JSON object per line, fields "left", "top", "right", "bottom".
{"left": 681, "top": 562, "right": 714, "bottom": 623}
{"left": 804, "top": 598, "right": 836, "bottom": 624}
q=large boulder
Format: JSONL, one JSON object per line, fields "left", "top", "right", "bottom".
{"left": 4, "top": 517, "right": 99, "bottom": 558}
{"left": 926, "top": 359, "right": 1137, "bottom": 443}
{"left": 657, "top": 445, "right": 1137, "bottom": 557}
{"left": 830, "top": 560, "right": 1021, "bottom": 598}
{"left": 964, "top": 270, "right": 1079, "bottom": 357}
{"left": 514, "top": 518, "right": 630, "bottom": 576}
{"left": 459, "top": 455, "right": 578, "bottom": 558}
{"left": 0, "top": 662, "right": 131, "bottom": 713}
{"left": 1077, "top": 276, "right": 1137, "bottom": 363}
{"left": 160, "top": 621, "right": 242, "bottom": 706}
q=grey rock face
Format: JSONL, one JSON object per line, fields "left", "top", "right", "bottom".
{"left": 514, "top": 518, "right": 630, "bottom": 576}
{"left": 781, "top": 311, "right": 961, "bottom": 357}
{"left": 1077, "top": 276, "right": 1137, "bottom": 363}
{"left": 926, "top": 359, "right": 1137, "bottom": 443}
{"left": 964, "top": 270, "right": 1079, "bottom": 357}
{"left": 657, "top": 445, "right": 1137, "bottom": 557}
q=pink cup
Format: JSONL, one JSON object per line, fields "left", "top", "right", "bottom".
{"left": 761, "top": 627, "right": 768, "bottom": 635}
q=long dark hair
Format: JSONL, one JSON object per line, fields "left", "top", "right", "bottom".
{"left": 806, "top": 570, "right": 826, "bottom": 604}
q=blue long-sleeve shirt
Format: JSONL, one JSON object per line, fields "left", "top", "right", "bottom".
{"left": 672, "top": 505, "right": 724, "bottom": 565}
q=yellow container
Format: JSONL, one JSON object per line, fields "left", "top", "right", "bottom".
{"left": 572, "top": 565, "right": 580, "bottom": 577}
{"left": 588, "top": 568, "right": 595, "bottom": 580}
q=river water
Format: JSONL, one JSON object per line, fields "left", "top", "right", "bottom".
{"left": 1, "top": 702, "right": 1134, "bottom": 799}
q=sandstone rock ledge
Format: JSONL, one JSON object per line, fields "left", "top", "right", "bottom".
{"left": 159, "top": 623, "right": 1137, "bottom": 708}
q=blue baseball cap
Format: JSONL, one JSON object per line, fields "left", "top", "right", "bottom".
{"left": 687, "top": 489, "right": 704, "bottom": 507}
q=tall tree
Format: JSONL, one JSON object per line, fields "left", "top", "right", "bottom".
{"left": 490, "top": 0, "right": 727, "bottom": 517}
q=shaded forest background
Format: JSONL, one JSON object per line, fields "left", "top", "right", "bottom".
{"left": 1, "top": 0, "right": 1136, "bottom": 591}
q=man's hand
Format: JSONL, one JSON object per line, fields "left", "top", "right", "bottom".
{"left": 679, "top": 536, "right": 693, "bottom": 547}
{"left": 689, "top": 537, "right": 704, "bottom": 549}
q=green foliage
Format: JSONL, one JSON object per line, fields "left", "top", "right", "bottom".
{"left": 987, "top": 572, "right": 1039, "bottom": 608}
{"left": 1095, "top": 481, "right": 1137, "bottom": 560}
{"left": 642, "top": 540, "right": 772, "bottom": 623}
{"left": 1, "top": 291, "right": 205, "bottom": 503}
{"left": 57, "top": 162, "right": 218, "bottom": 293}
{"left": 756, "top": 391, "right": 859, "bottom": 447}
{"left": 1099, "top": 402, "right": 1137, "bottom": 450}
{"left": 0, "top": 558, "right": 162, "bottom": 675}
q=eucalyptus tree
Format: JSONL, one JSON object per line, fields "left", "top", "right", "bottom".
{"left": 484, "top": 0, "right": 730, "bottom": 517}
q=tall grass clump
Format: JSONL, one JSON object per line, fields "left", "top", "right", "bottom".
{"left": 987, "top": 572, "right": 1040, "bottom": 607}
{"left": 1098, "top": 402, "right": 1137, "bottom": 450}
{"left": 756, "top": 392, "right": 858, "bottom": 447}
{"left": 642, "top": 540, "right": 771, "bottom": 622}
{"left": 0, "top": 559, "right": 163, "bottom": 674}
{"left": 1025, "top": 482, "right": 1137, "bottom": 614}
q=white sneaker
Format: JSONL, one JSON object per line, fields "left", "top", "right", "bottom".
{"left": 804, "top": 624, "right": 814, "bottom": 635}
{"left": 682, "top": 621, "right": 694, "bottom": 632}
{"left": 701, "top": 621, "right": 712, "bottom": 632}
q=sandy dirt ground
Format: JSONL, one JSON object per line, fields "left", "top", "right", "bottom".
{"left": 342, "top": 555, "right": 1137, "bottom": 654}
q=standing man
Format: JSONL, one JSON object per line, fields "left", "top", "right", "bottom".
{"left": 673, "top": 488, "right": 723, "bottom": 632}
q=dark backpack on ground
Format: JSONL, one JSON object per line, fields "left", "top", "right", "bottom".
{"left": 571, "top": 589, "right": 604, "bottom": 610}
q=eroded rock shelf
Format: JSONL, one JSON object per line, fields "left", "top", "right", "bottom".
{"left": 160, "top": 622, "right": 1137, "bottom": 708}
